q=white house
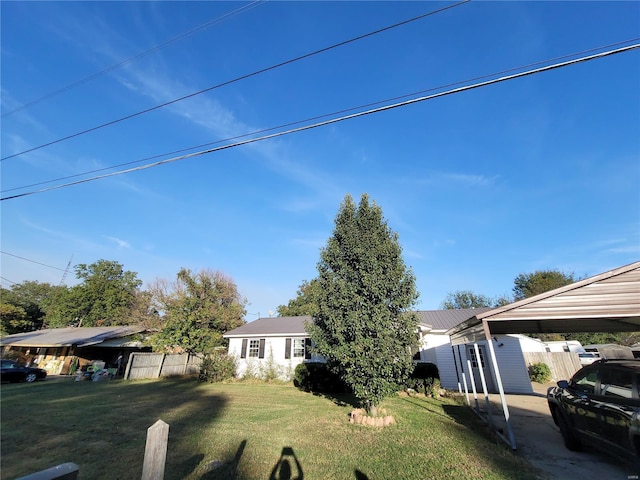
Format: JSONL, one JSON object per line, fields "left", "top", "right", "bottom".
{"left": 223, "top": 310, "right": 548, "bottom": 391}
{"left": 223, "top": 316, "right": 321, "bottom": 380}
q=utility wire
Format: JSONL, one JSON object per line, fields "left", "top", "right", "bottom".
{"left": 2, "top": 43, "right": 637, "bottom": 202}
{"left": 3, "top": 37, "right": 637, "bottom": 194}
{"left": 1, "top": 0, "right": 265, "bottom": 118}
{"left": 1, "top": 276, "right": 18, "bottom": 286}
{"left": 0, "top": 0, "right": 470, "bottom": 162}
{"left": 0, "top": 251, "right": 68, "bottom": 271}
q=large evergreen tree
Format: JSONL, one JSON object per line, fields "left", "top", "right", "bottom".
{"left": 308, "top": 194, "right": 419, "bottom": 415}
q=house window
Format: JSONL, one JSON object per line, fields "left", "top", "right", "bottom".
{"left": 285, "top": 338, "right": 312, "bottom": 360}
{"left": 293, "top": 339, "right": 305, "bottom": 358}
{"left": 248, "top": 340, "right": 260, "bottom": 358}
{"left": 240, "top": 338, "right": 265, "bottom": 359}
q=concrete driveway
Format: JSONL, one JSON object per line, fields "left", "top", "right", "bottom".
{"left": 474, "top": 382, "right": 638, "bottom": 480}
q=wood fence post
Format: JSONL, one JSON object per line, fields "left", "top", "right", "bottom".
{"left": 124, "top": 353, "right": 134, "bottom": 380}
{"left": 141, "top": 419, "right": 169, "bottom": 480}
{"left": 183, "top": 353, "right": 190, "bottom": 375}
{"left": 156, "top": 353, "right": 166, "bottom": 378}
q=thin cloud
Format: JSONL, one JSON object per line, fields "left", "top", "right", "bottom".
{"left": 105, "top": 236, "right": 131, "bottom": 249}
{"left": 398, "top": 171, "right": 498, "bottom": 188}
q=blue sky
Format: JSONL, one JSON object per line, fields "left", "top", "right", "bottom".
{"left": 2, "top": 1, "right": 639, "bottom": 321}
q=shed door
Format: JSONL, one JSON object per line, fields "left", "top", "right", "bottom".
{"left": 466, "top": 345, "right": 495, "bottom": 393}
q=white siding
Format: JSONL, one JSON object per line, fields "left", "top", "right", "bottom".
{"left": 515, "top": 334, "right": 547, "bottom": 353}
{"left": 421, "top": 333, "right": 459, "bottom": 390}
{"left": 228, "top": 336, "right": 320, "bottom": 380}
{"left": 486, "top": 336, "right": 533, "bottom": 394}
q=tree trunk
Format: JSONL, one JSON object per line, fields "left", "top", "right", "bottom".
{"left": 368, "top": 404, "right": 378, "bottom": 417}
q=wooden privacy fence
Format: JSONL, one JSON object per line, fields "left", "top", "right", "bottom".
{"left": 523, "top": 351, "right": 582, "bottom": 382}
{"left": 125, "top": 353, "right": 202, "bottom": 380}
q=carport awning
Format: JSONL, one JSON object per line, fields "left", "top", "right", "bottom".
{"left": 448, "top": 261, "right": 640, "bottom": 345}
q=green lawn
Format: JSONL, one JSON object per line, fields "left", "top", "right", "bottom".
{"left": 1, "top": 377, "right": 543, "bottom": 479}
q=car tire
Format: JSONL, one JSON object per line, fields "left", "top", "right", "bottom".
{"left": 25, "top": 373, "right": 37, "bottom": 383}
{"left": 556, "top": 410, "right": 582, "bottom": 451}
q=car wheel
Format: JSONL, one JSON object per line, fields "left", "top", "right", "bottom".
{"left": 25, "top": 373, "right": 37, "bottom": 383}
{"left": 556, "top": 410, "right": 582, "bottom": 451}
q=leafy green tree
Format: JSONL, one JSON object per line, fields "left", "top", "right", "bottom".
{"left": 277, "top": 279, "right": 321, "bottom": 317}
{"left": 1, "top": 281, "right": 63, "bottom": 332}
{"left": 151, "top": 268, "right": 246, "bottom": 354}
{"left": 512, "top": 270, "right": 576, "bottom": 301}
{"left": 307, "top": 194, "right": 419, "bottom": 416}
{"left": 441, "top": 290, "right": 512, "bottom": 310}
{"left": 45, "top": 260, "right": 142, "bottom": 327}
{"left": 0, "top": 303, "right": 29, "bottom": 335}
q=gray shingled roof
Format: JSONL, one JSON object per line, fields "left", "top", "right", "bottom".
{"left": 0, "top": 326, "right": 146, "bottom": 347}
{"left": 223, "top": 316, "right": 312, "bottom": 337}
{"left": 223, "top": 309, "right": 488, "bottom": 337}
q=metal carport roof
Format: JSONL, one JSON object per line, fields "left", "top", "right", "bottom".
{"left": 448, "top": 260, "right": 640, "bottom": 345}
{"left": 444, "top": 260, "right": 640, "bottom": 450}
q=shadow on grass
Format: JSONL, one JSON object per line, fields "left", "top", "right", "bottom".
{"left": 269, "top": 446, "right": 304, "bottom": 480}
{"left": 198, "top": 439, "right": 247, "bottom": 479}
{"left": 0, "top": 376, "right": 230, "bottom": 480}
{"left": 310, "top": 389, "right": 360, "bottom": 408}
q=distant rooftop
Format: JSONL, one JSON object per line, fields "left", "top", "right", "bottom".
{"left": 224, "top": 316, "right": 312, "bottom": 337}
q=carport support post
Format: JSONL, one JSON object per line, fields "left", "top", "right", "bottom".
{"left": 457, "top": 345, "right": 470, "bottom": 405}
{"left": 451, "top": 345, "right": 462, "bottom": 394}
{"left": 485, "top": 332, "right": 516, "bottom": 450}
{"left": 473, "top": 342, "right": 493, "bottom": 426}
{"left": 466, "top": 357, "right": 480, "bottom": 412}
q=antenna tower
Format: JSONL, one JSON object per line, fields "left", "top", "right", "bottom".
{"left": 59, "top": 255, "right": 73, "bottom": 286}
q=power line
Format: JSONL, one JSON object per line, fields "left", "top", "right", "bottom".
{"left": 1, "top": 0, "right": 265, "bottom": 118}
{"left": 3, "top": 37, "right": 636, "bottom": 194}
{"left": 0, "top": 0, "right": 470, "bottom": 162}
{"left": 0, "top": 251, "right": 68, "bottom": 271}
{"left": 1, "top": 276, "right": 18, "bottom": 286}
{"left": 3, "top": 43, "right": 637, "bottom": 202}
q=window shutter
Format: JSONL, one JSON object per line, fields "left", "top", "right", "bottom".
{"left": 240, "top": 339, "right": 248, "bottom": 359}
{"left": 304, "top": 338, "right": 312, "bottom": 360}
{"left": 258, "top": 339, "right": 266, "bottom": 359}
{"left": 285, "top": 338, "right": 291, "bottom": 359}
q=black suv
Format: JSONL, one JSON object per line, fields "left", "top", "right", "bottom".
{"left": 547, "top": 359, "right": 640, "bottom": 464}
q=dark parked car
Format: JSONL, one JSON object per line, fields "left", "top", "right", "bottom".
{"left": 547, "top": 359, "right": 640, "bottom": 464}
{"left": 0, "top": 359, "right": 47, "bottom": 383}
